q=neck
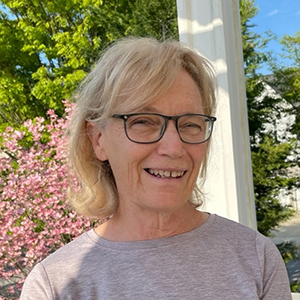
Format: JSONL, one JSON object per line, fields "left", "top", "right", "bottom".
{"left": 95, "top": 203, "right": 208, "bottom": 242}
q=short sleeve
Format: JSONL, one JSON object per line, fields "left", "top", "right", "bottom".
{"left": 256, "top": 233, "right": 292, "bottom": 300}
{"left": 20, "top": 263, "right": 53, "bottom": 300}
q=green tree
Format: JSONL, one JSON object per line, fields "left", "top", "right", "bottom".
{"left": 240, "top": 0, "right": 275, "bottom": 142}
{"left": 0, "top": 0, "right": 178, "bottom": 129}
{"left": 252, "top": 137, "right": 297, "bottom": 235}
{"left": 239, "top": 0, "right": 297, "bottom": 236}
{"left": 268, "top": 31, "right": 300, "bottom": 139}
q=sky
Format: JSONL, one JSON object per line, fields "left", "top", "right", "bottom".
{"left": 251, "top": 0, "right": 300, "bottom": 74}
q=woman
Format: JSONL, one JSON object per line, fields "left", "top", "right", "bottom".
{"left": 21, "top": 37, "right": 292, "bottom": 299}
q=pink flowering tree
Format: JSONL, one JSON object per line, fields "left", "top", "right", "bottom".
{"left": 0, "top": 101, "right": 92, "bottom": 299}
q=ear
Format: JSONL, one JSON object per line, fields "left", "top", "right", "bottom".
{"left": 87, "top": 122, "right": 108, "bottom": 161}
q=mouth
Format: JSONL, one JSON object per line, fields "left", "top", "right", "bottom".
{"left": 145, "top": 168, "right": 186, "bottom": 179}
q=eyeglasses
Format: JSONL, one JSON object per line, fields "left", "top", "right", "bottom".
{"left": 112, "top": 113, "right": 217, "bottom": 144}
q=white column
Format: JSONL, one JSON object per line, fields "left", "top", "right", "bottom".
{"left": 176, "top": 0, "right": 257, "bottom": 229}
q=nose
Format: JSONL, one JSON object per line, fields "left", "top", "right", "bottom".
{"left": 156, "top": 120, "right": 185, "bottom": 158}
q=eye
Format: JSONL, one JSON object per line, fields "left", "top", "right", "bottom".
{"left": 180, "top": 122, "right": 203, "bottom": 133}
{"left": 131, "top": 118, "right": 151, "bottom": 125}
{"left": 179, "top": 115, "right": 207, "bottom": 134}
{"left": 182, "top": 122, "right": 202, "bottom": 129}
{"left": 127, "top": 115, "right": 161, "bottom": 129}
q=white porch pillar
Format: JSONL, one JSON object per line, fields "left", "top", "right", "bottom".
{"left": 176, "top": 0, "right": 257, "bottom": 229}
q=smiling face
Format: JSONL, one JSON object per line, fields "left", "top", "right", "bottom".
{"left": 91, "top": 69, "right": 207, "bottom": 215}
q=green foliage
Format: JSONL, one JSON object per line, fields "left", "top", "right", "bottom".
{"left": 291, "top": 282, "right": 300, "bottom": 293}
{"left": 240, "top": 0, "right": 298, "bottom": 235}
{"left": 240, "top": 0, "right": 267, "bottom": 76}
{"left": 281, "top": 31, "right": 300, "bottom": 63}
{"left": 268, "top": 31, "right": 300, "bottom": 139}
{"left": 240, "top": 0, "right": 275, "bottom": 141}
{"left": 252, "top": 136, "right": 297, "bottom": 235}
{"left": 277, "top": 241, "right": 299, "bottom": 264}
{"left": 277, "top": 241, "right": 300, "bottom": 292}
{"left": 0, "top": 0, "right": 178, "bottom": 128}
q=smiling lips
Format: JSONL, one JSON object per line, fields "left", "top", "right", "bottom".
{"left": 146, "top": 169, "right": 186, "bottom": 178}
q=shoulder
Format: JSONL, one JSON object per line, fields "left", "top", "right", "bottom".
{"left": 211, "top": 214, "right": 278, "bottom": 248}
{"left": 208, "top": 215, "right": 290, "bottom": 295}
{"left": 210, "top": 215, "right": 291, "bottom": 297}
{"left": 210, "top": 214, "right": 259, "bottom": 241}
{"left": 21, "top": 262, "right": 52, "bottom": 299}
{"left": 207, "top": 214, "right": 281, "bottom": 261}
{"left": 39, "top": 230, "right": 94, "bottom": 267}
{"left": 21, "top": 230, "right": 101, "bottom": 299}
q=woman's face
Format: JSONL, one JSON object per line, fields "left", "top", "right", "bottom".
{"left": 91, "top": 69, "right": 208, "bottom": 215}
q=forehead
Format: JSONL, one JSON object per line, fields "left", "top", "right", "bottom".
{"left": 141, "top": 70, "right": 203, "bottom": 115}
{"left": 112, "top": 69, "right": 204, "bottom": 117}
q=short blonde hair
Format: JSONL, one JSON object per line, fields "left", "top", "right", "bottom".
{"left": 68, "top": 37, "right": 216, "bottom": 218}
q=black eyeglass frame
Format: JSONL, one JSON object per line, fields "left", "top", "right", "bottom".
{"left": 112, "top": 113, "right": 217, "bottom": 144}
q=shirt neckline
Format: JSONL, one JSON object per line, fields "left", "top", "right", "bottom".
{"left": 86, "top": 213, "right": 217, "bottom": 251}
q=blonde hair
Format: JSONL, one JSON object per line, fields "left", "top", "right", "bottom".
{"left": 68, "top": 37, "right": 216, "bottom": 218}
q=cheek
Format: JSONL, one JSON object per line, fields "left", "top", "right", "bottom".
{"left": 190, "top": 145, "right": 207, "bottom": 173}
{"left": 107, "top": 143, "right": 145, "bottom": 179}
{"left": 102, "top": 127, "right": 128, "bottom": 159}
{"left": 194, "top": 144, "right": 207, "bottom": 160}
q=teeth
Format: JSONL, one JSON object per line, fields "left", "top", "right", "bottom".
{"left": 171, "top": 171, "right": 178, "bottom": 178}
{"left": 164, "top": 171, "right": 170, "bottom": 177}
{"left": 147, "top": 169, "right": 184, "bottom": 178}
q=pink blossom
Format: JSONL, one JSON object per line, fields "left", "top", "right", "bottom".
{"left": 0, "top": 100, "right": 93, "bottom": 298}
